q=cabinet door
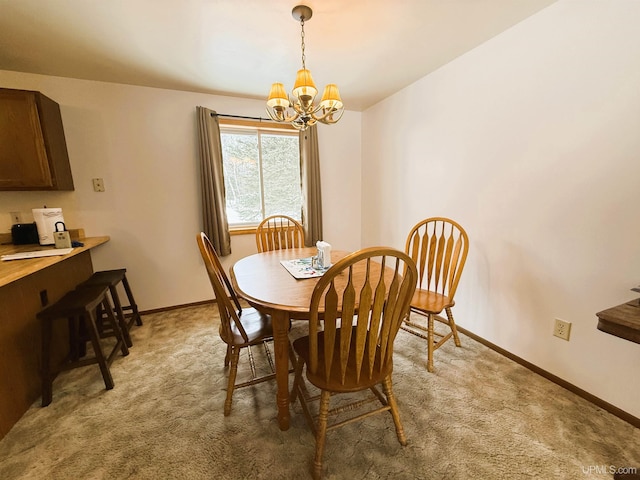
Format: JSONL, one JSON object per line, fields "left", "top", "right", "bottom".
{"left": 0, "top": 89, "right": 54, "bottom": 189}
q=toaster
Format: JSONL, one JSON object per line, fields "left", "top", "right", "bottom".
{"left": 11, "top": 223, "right": 40, "bottom": 245}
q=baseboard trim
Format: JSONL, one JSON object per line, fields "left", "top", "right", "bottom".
{"left": 457, "top": 326, "right": 640, "bottom": 429}
{"left": 140, "top": 299, "right": 215, "bottom": 316}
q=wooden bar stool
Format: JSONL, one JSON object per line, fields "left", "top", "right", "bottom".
{"left": 78, "top": 269, "right": 143, "bottom": 348}
{"left": 37, "top": 285, "right": 129, "bottom": 406}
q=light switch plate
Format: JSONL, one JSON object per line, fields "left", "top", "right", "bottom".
{"left": 92, "top": 178, "right": 105, "bottom": 192}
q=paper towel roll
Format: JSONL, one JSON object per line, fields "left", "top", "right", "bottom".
{"left": 32, "top": 208, "right": 64, "bottom": 245}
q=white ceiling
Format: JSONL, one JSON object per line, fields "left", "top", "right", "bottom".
{"left": 0, "top": 0, "right": 556, "bottom": 111}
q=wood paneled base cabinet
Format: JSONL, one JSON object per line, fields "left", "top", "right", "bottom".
{"left": 0, "top": 253, "right": 92, "bottom": 438}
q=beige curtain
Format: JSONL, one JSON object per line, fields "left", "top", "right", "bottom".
{"left": 299, "top": 125, "right": 323, "bottom": 246}
{"left": 196, "top": 107, "right": 231, "bottom": 256}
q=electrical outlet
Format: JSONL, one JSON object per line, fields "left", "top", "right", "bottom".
{"left": 92, "top": 178, "right": 105, "bottom": 192}
{"left": 553, "top": 318, "right": 571, "bottom": 341}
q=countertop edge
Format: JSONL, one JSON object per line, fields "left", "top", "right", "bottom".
{"left": 0, "top": 236, "right": 110, "bottom": 288}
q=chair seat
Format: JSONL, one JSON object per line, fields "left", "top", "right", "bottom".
{"left": 224, "top": 307, "right": 273, "bottom": 347}
{"left": 404, "top": 217, "right": 468, "bottom": 373}
{"left": 197, "top": 231, "right": 283, "bottom": 416}
{"left": 293, "top": 327, "right": 391, "bottom": 393}
{"left": 289, "top": 248, "right": 416, "bottom": 479}
{"left": 411, "top": 288, "right": 455, "bottom": 315}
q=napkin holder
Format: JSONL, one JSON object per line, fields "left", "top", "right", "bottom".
{"left": 315, "top": 241, "right": 332, "bottom": 269}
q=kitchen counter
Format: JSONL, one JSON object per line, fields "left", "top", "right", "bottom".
{"left": 0, "top": 235, "right": 110, "bottom": 439}
{"left": 0, "top": 236, "right": 109, "bottom": 287}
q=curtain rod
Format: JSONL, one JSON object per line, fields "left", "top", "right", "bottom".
{"left": 210, "top": 113, "right": 272, "bottom": 122}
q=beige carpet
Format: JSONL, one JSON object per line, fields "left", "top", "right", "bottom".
{"left": 0, "top": 304, "right": 638, "bottom": 479}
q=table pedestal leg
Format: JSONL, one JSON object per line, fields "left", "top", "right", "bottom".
{"left": 272, "top": 310, "right": 291, "bottom": 430}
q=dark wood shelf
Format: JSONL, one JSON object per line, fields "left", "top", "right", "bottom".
{"left": 596, "top": 299, "right": 640, "bottom": 344}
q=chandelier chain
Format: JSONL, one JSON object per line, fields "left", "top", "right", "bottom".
{"left": 300, "top": 17, "right": 306, "bottom": 70}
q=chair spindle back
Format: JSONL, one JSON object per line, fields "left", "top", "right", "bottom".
{"left": 256, "top": 215, "right": 305, "bottom": 253}
{"left": 196, "top": 232, "right": 248, "bottom": 343}
{"left": 405, "top": 217, "right": 469, "bottom": 301}
{"left": 307, "top": 247, "right": 417, "bottom": 386}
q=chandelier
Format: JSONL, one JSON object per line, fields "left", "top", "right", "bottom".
{"left": 266, "top": 5, "right": 344, "bottom": 131}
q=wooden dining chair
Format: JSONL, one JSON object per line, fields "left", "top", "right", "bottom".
{"left": 255, "top": 214, "right": 305, "bottom": 252}
{"left": 197, "top": 232, "right": 285, "bottom": 416}
{"left": 402, "top": 217, "right": 469, "bottom": 372}
{"left": 290, "top": 247, "right": 418, "bottom": 480}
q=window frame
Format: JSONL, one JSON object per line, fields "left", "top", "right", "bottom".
{"left": 218, "top": 118, "right": 301, "bottom": 234}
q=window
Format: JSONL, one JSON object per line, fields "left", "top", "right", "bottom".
{"left": 220, "top": 122, "right": 301, "bottom": 228}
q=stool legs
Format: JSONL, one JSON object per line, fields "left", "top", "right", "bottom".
{"left": 68, "top": 316, "right": 81, "bottom": 361}
{"left": 83, "top": 270, "right": 143, "bottom": 343}
{"left": 102, "top": 295, "right": 129, "bottom": 357}
{"left": 41, "top": 318, "right": 53, "bottom": 407}
{"left": 108, "top": 285, "right": 133, "bottom": 348}
{"left": 39, "top": 285, "right": 130, "bottom": 406}
{"left": 85, "top": 308, "right": 115, "bottom": 391}
{"left": 121, "top": 275, "right": 143, "bottom": 327}
{"left": 41, "top": 307, "right": 120, "bottom": 407}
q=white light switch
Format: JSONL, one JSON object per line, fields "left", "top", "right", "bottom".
{"left": 92, "top": 178, "right": 105, "bottom": 192}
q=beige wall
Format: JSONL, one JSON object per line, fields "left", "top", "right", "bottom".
{"left": 2, "top": 0, "right": 638, "bottom": 421}
{"left": 0, "top": 72, "right": 362, "bottom": 310}
{"left": 361, "top": 0, "right": 640, "bottom": 417}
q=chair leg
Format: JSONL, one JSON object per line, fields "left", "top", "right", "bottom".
{"left": 224, "top": 346, "right": 240, "bottom": 416}
{"left": 108, "top": 285, "right": 133, "bottom": 348}
{"left": 85, "top": 310, "right": 115, "bottom": 390}
{"left": 290, "top": 356, "right": 304, "bottom": 404}
{"left": 446, "top": 307, "right": 462, "bottom": 347}
{"left": 78, "top": 316, "right": 88, "bottom": 357}
{"left": 382, "top": 375, "right": 407, "bottom": 446}
{"left": 41, "top": 318, "right": 53, "bottom": 407}
{"left": 102, "top": 297, "right": 129, "bottom": 357}
{"left": 288, "top": 341, "right": 296, "bottom": 367}
{"left": 67, "top": 315, "right": 80, "bottom": 362}
{"left": 313, "top": 390, "right": 331, "bottom": 480}
{"left": 122, "top": 275, "right": 143, "bottom": 326}
{"left": 427, "top": 313, "right": 435, "bottom": 373}
{"left": 224, "top": 344, "right": 231, "bottom": 367}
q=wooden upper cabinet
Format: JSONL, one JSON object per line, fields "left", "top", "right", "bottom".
{"left": 0, "top": 88, "right": 74, "bottom": 191}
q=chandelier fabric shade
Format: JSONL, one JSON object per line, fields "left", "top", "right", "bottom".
{"left": 266, "top": 5, "right": 345, "bottom": 131}
{"left": 292, "top": 69, "right": 318, "bottom": 103}
{"left": 320, "top": 84, "right": 343, "bottom": 110}
{"left": 267, "top": 83, "right": 289, "bottom": 109}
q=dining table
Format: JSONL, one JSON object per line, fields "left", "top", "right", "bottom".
{"left": 230, "top": 246, "right": 350, "bottom": 430}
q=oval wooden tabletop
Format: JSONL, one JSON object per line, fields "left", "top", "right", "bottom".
{"left": 230, "top": 246, "right": 405, "bottom": 320}
{"left": 230, "top": 247, "right": 351, "bottom": 317}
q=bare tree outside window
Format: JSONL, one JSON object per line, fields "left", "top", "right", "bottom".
{"left": 220, "top": 127, "right": 301, "bottom": 226}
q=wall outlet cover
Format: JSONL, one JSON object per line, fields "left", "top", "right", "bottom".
{"left": 553, "top": 318, "right": 572, "bottom": 341}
